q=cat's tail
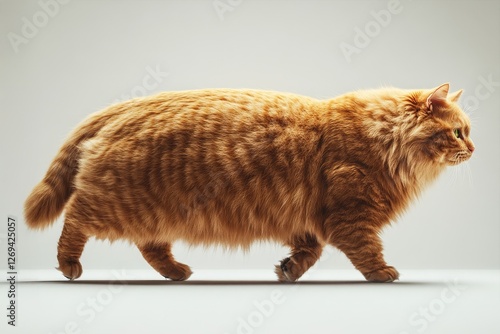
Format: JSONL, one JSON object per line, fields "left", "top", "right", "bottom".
{"left": 24, "top": 107, "right": 120, "bottom": 229}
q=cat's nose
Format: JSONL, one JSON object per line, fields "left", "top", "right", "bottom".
{"left": 468, "top": 144, "right": 475, "bottom": 153}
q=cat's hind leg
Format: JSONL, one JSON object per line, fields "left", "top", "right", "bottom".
{"left": 275, "top": 234, "right": 324, "bottom": 282}
{"left": 57, "top": 218, "right": 89, "bottom": 280}
{"left": 137, "top": 242, "right": 192, "bottom": 281}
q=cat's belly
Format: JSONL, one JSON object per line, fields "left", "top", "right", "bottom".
{"left": 173, "top": 212, "right": 322, "bottom": 247}
{"left": 86, "top": 194, "right": 324, "bottom": 247}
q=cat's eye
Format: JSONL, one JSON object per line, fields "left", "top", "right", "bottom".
{"left": 453, "top": 129, "right": 461, "bottom": 139}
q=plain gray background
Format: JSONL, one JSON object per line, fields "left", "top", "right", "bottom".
{"left": 1, "top": 0, "right": 499, "bottom": 273}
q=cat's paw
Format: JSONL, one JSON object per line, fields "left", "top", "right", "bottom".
{"left": 164, "top": 262, "right": 193, "bottom": 281}
{"left": 363, "top": 266, "right": 399, "bottom": 282}
{"left": 57, "top": 259, "right": 83, "bottom": 280}
{"left": 275, "top": 257, "right": 300, "bottom": 282}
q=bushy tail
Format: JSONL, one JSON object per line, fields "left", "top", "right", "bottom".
{"left": 24, "top": 143, "right": 80, "bottom": 229}
{"left": 24, "top": 107, "right": 121, "bottom": 229}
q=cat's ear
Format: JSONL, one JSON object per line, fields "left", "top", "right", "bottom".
{"left": 448, "top": 89, "right": 463, "bottom": 103}
{"left": 426, "top": 83, "right": 449, "bottom": 113}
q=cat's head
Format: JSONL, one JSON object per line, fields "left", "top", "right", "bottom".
{"left": 406, "top": 83, "right": 475, "bottom": 166}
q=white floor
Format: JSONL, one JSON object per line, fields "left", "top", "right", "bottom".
{"left": 2, "top": 270, "right": 499, "bottom": 334}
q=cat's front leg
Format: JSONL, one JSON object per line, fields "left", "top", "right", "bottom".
{"left": 329, "top": 224, "right": 399, "bottom": 282}
{"left": 275, "top": 233, "right": 324, "bottom": 282}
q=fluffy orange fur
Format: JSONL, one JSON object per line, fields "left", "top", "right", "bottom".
{"left": 24, "top": 84, "right": 474, "bottom": 282}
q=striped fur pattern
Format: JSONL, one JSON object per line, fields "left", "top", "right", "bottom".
{"left": 24, "top": 84, "right": 474, "bottom": 282}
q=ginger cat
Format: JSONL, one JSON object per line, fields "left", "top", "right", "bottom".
{"left": 24, "top": 83, "right": 474, "bottom": 282}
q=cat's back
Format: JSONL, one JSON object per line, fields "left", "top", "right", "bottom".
{"left": 86, "top": 89, "right": 323, "bottom": 158}
{"left": 112, "top": 88, "right": 318, "bottom": 122}
{"left": 78, "top": 89, "right": 324, "bottom": 185}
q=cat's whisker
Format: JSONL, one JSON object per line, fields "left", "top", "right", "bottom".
{"left": 451, "top": 161, "right": 474, "bottom": 189}
{"left": 462, "top": 104, "right": 476, "bottom": 115}
{"left": 464, "top": 162, "right": 474, "bottom": 189}
{"left": 468, "top": 114, "right": 480, "bottom": 128}
{"left": 448, "top": 164, "right": 460, "bottom": 186}
{"left": 462, "top": 105, "right": 480, "bottom": 132}
{"left": 458, "top": 163, "right": 466, "bottom": 184}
